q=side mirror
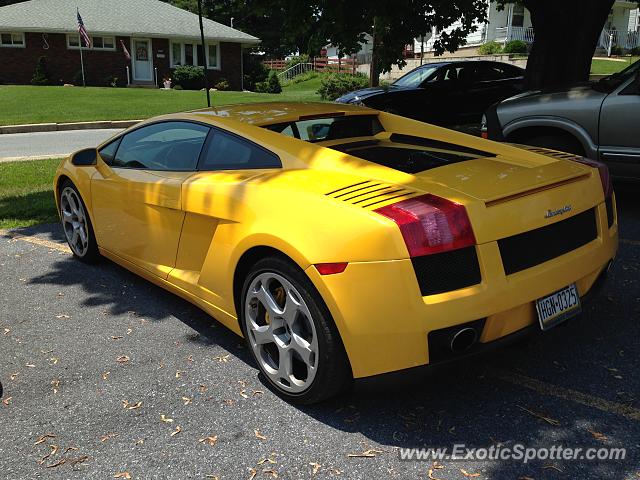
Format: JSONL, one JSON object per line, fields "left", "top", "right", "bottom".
{"left": 71, "top": 148, "right": 97, "bottom": 166}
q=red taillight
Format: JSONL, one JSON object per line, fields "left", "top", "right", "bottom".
{"left": 571, "top": 157, "right": 612, "bottom": 198}
{"left": 375, "top": 194, "right": 476, "bottom": 257}
{"left": 315, "top": 262, "right": 348, "bottom": 275}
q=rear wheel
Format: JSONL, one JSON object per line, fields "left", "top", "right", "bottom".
{"left": 240, "top": 257, "right": 352, "bottom": 404}
{"left": 59, "top": 180, "right": 99, "bottom": 263}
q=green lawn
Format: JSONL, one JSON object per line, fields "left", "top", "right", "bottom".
{"left": 0, "top": 159, "right": 60, "bottom": 229}
{"left": 591, "top": 57, "right": 639, "bottom": 75}
{"left": 0, "top": 77, "right": 323, "bottom": 126}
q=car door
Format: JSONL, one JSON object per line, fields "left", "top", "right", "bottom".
{"left": 91, "top": 121, "right": 210, "bottom": 278}
{"left": 598, "top": 74, "right": 640, "bottom": 177}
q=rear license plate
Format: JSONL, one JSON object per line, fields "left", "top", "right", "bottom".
{"left": 535, "top": 284, "right": 581, "bottom": 331}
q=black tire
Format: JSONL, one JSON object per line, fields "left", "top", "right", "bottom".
{"left": 58, "top": 179, "right": 100, "bottom": 263}
{"left": 239, "top": 256, "right": 352, "bottom": 404}
{"left": 524, "top": 134, "right": 585, "bottom": 157}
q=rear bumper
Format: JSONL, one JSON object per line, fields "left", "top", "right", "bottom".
{"left": 306, "top": 201, "right": 618, "bottom": 379}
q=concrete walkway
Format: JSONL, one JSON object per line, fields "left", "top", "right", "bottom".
{"left": 0, "top": 128, "right": 122, "bottom": 161}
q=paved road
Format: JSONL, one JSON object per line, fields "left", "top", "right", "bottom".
{"left": 0, "top": 184, "right": 639, "bottom": 479}
{"left": 0, "top": 129, "right": 122, "bottom": 161}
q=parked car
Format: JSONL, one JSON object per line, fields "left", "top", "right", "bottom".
{"left": 55, "top": 102, "right": 617, "bottom": 403}
{"left": 482, "top": 59, "right": 640, "bottom": 179}
{"left": 336, "top": 60, "right": 525, "bottom": 127}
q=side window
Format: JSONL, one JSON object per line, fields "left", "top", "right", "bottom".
{"left": 200, "top": 130, "right": 281, "bottom": 171}
{"left": 113, "top": 121, "right": 209, "bottom": 171}
{"left": 475, "top": 64, "right": 502, "bottom": 82}
{"left": 98, "top": 137, "right": 121, "bottom": 165}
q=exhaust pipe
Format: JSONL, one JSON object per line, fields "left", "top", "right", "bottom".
{"left": 450, "top": 327, "right": 478, "bottom": 354}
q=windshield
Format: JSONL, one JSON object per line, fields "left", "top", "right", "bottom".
{"left": 596, "top": 59, "right": 639, "bottom": 91}
{"left": 393, "top": 65, "right": 439, "bottom": 88}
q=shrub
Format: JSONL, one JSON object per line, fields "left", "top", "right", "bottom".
{"left": 285, "top": 54, "right": 310, "bottom": 70}
{"left": 172, "top": 85, "right": 183, "bottom": 90}
{"left": 105, "top": 75, "right": 119, "bottom": 87}
{"left": 281, "top": 70, "right": 318, "bottom": 87}
{"left": 317, "top": 72, "right": 369, "bottom": 100}
{"left": 630, "top": 46, "right": 640, "bottom": 56}
{"left": 503, "top": 40, "right": 528, "bottom": 54}
{"left": 243, "top": 55, "right": 269, "bottom": 91}
{"left": 214, "top": 78, "right": 230, "bottom": 90}
{"left": 610, "top": 44, "right": 624, "bottom": 56}
{"left": 266, "top": 70, "right": 282, "bottom": 93}
{"left": 72, "top": 70, "right": 85, "bottom": 86}
{"left": 478, "top": 41, "right": 503, "bottom": 55}
{"left": 31, "top": 56, "right": 49, "bottom": 86}
{"left": 172, "top": 65, "right": 205, "bottom": 90}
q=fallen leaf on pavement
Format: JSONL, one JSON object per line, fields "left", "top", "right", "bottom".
{"left": 160, "top": 414, "right": 173, "bottom": 423}
{"left": 263, "top": 469, "right": 278, "bottom": 478}
{"left": 254, "top": 429, "right": 267, "bottom": 441}
{"left": 55, "top": 314, "right": 70, "bottom": 319}
{"left": 127, "top": 328, "right": 133, "bottom": 335}
{"left": 46, "top": 458, "right": 66, "bottom": 469}
{"left": 39, "top": 444, "right": 59, "bottom": 464}
{"left": 114, "top": 473, "right": 132, "bottom": 479}
{"left": 198, "top": 435, "right": 218, "bottom": 446}
{"left": 3, "top": 328, "right": 10, "bottom": 335}
{"left": 170, "top": 426, "right": 181, "bottom": 437}
{"left": 10, "top": 372, "right": 18, "bottom": 381}
{"left": 182, "top": 396, "right": 192, "bottom": 405}
{"left": 347, "top": 448, "right": 383, "bottom": 458}
{"left": 175, "top": 370, "right": 185, "bottom": 379}
{"left": 116, "top": 356, "right": 130, "bottom": 364}
{"left": 310, "top": 463, "right": 321, "bottom": 476}
{"left": 587, "top": 429, "right": 607, "bottom": 441}
{"left": 51, "top": 379, "right": 60, "bottom": 394}
{"left": 102, "top": 371, "right": 111, "bottom": 380}
{"left": 122, "top": 400, "right": 142, "bottom": 410}
{"left": 100, "top": 433, "right": 119, "bottom": 442}
{"left": 461, "top": 468, "right": 481, "bottom": 477}
{"left": 111, "top": 336, "right": 123, "bottom": 340}
{"left": 248, "top": 468, "right": 257, "bottom": 480}
{"left": 517, "top": 405, "right": 560, "bottom": 426}
{"left": 253, "top": 390, "right": 264, "bottom": 396}
{"left": 240, "top": 389, "right": 249, "bottom": 399}
{"left": 63, "top": 447, "right": 78, "bottom": 454}
{"left": 257, "top": 457, "right": 276, "bottom": 465}
{"left": 26, "top": 364, "right": 36, "bottom": 368}
{"left": 34, "top": 433, "right": 56, "bottom": 445}
{"left": 2, "top": 397, "right": 12, "bottom": 406}
{"left": 215, "top": 355, "right": 230, "bottom": 363}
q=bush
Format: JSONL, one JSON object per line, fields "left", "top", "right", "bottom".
{"left": 281, "top": 70, "right": 318, "bottom": 87}
{"left": 72, "top": 70, "right": 85, "bottom": 86}
{"left": 105, "top": 75, "right": 119, "bottom": 87}
{"left": 503, "top": 40, "right": 528, "bottom": 54}
{"left": 285, "top": 54, "right": 310, "bottom": 70}
{"left": 243, "top": 55, "right": 269, "bottom": 91}
{"left": 172, "top": 85, "right": 183, "bottom": 90}
{"left": 317, "top": 72, "right": 369, "bottom": 100}
{"left": 31, "top": 56, "right": 49, "bottom": 86}
{"left": 478, "top": 41, "right": 503, "bottom": 55}
{"left": 610, "top": 45, "right": 624, "bottom": 56}
{"left": 214, "top": 78, "right": 230, "bottom": 90}
{"left": 254, "top": 70, "right": 282, "bottom": 94}
{"left": 630, "top": 46, "right": 640, "bottom": 56}
{"left": 172, "top": 65, "right": 205, "bottom": 90}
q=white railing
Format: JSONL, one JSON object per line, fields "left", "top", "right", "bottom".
{"left": 599, "top": 29, "right": 640, "bottom": 53}
{"left": 495, "top": 26, "right": 535, "bottom": 44}
{"left": 277, "top": 62, "right": 314, "bottom": 81}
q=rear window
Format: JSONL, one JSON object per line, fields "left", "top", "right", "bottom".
{"left": 265, "top": 115, "right": 384, "bottom": 142}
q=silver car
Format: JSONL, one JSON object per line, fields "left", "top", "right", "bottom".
{"left": 483, "top": 60, "right": 640, "bottom": 179}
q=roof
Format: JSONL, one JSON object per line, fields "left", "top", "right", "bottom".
{"left": 189, "top": 102, "right": 379, "bottom": 126}
{"left": 0, "top": 0, "right": 259, "bottom": 44}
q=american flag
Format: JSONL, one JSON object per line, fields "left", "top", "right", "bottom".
{"left": 76, "top": 9, "right": 91, "bottom": 48}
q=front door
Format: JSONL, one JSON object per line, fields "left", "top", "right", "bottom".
{"left": 91, "top": 121, "right": 210, "bottom": 278}
{"left": 132, "top": 38, "right": 153, "bottom": 82}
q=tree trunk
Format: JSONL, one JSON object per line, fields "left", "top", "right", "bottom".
{"left": 524, "top": 0, "right": 615, "bottom": 90}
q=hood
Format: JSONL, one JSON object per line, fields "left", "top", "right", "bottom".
{"left": 336, "top": 85, "right": 412, "bottom": 103}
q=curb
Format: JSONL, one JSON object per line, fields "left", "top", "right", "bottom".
{"left": 0, "top": 119, "right": 141, "bottom": 135}
{"left": 0, "top": 154, "right": 68, "bottom": 163}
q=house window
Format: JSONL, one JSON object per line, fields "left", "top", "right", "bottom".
{"left": 0, "top": 32, "right": 25, "bottom": 48}
{"left": 170, "top": 41, "right": 221, "bottom": 69}
{"left": 67, "top": 34, "right": 115, "bottom": 50}
{"left": 512, "top": 4, "right": 525, "bottom": 28}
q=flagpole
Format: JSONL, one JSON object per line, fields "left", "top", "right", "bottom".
{"left": 197, "top": 0, "right": 211, "bottom": 107}
{"left": 77, "top": 7, "right": 86, "bottom": 87}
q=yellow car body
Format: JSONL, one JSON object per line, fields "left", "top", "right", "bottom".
{"left": 54, "top": 102, "right": 618, "bottom": 392}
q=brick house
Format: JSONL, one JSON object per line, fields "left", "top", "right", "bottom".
{"left": 0, "top": 0, "right": 259, "bottom": 89}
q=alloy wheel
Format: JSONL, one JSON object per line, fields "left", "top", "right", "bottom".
{"left": 60, "top": 187, "right": 89, "bottom": 257}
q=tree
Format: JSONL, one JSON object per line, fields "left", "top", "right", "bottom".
{"left": 498, "top": 0, "right": 640, "bottom": 89}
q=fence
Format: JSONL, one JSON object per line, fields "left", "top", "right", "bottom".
{"left": 599, "top": 29, "right": 640, "bottom": 54}
{"left": 495, "top": 26, "right": 535, "bottom": 44}
{"left": 263, "top": 57, "right": 358, "bottom": 75}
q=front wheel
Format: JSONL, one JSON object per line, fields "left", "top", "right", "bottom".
{"left": 240, "top": 257, "right": 352, "bottom": 404}
{"left": 59, "top": 181, "right": 99, "bottom": 262}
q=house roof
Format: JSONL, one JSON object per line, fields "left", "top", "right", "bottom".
{"left": 0, "top": 0, "right": 260, "bottom": 44}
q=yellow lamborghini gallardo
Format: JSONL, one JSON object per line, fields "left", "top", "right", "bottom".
{"left": 54, "top": 102, "right": 618, "bottom": 403}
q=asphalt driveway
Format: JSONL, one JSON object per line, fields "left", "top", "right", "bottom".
{"left": 0, "top": 183, "right": 639, "bottom": 479}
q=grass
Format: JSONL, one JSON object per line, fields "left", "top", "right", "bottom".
{"left": 0, "top": 159, "right": 60, "bottom": 229}
{"left": 591, "top": 56, "right": 639, "bottom": 75}
{"left": 0, "top": 77, "right": 324, "bottom": 126}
